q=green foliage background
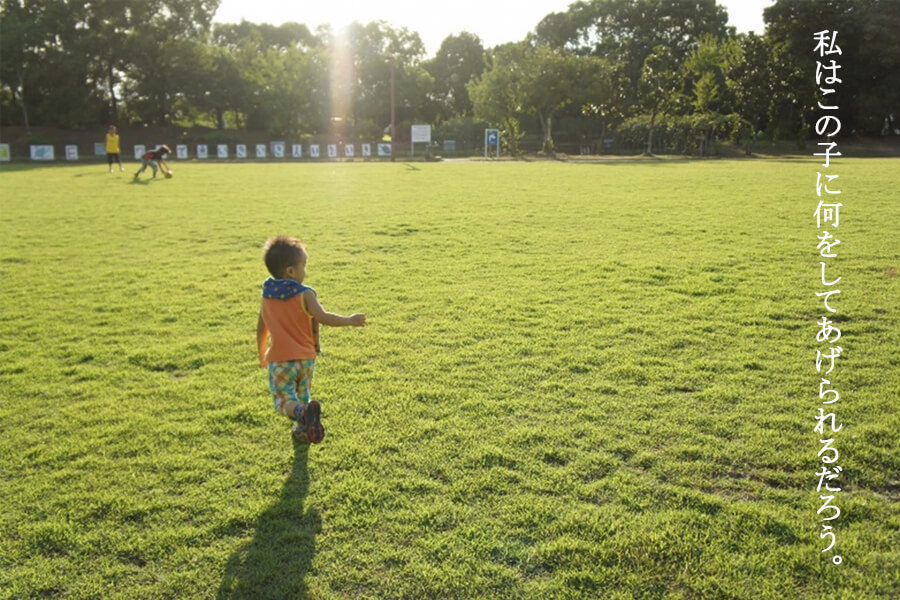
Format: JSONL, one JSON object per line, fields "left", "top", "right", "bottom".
{"left": 0, "top": 160, "right": 898, "bottom": 599}
{"left": 2, "top": 0, "right": 898, "bottom": 147}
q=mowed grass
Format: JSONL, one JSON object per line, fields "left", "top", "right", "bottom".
{"left": 0, "top": 158, "right": 898, "bottom": 600}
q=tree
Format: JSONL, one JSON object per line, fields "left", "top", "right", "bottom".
{"left": 535, "top": 0, "right": 730, "bottom": 94}
{"left": 638, "top": 45, "right": 686, "bottom": 154}
{"left": 323, "top": 21, "right": 433, "bottom": 140}
{"left": 207, "top": 21, "right": 324, "bottom": 132}
{"left": 764, "top": 0, "right": 900, "bottom": 135}
{"left": 519, "top": 44, "right": 585, "bottom": 153}
{"left": 75, "top": 0, "right": 139, "bottom": 123}
{"left": 117, "top": 0, "right": 222, "bottom": 125}
{"left": 723, "top": 33, "right": 775, "bottom": 152}
{"left": 580, "top": 59, "right": 628, "bottom": 150}
{"left": 468, "top": 43, "right": 530, "bottom": 154}
{"left": 0, "top": 0, "right": 66, "bottom": 129}
{"left": 425, "top": 32, "right": 485, "bottom": 121}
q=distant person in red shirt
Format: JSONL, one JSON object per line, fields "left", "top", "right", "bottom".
{"left": 257, "top": 236, "right": 366, "bottom": 444}
{"left": 133, "top": 144, "right": 171, "bottom": 180}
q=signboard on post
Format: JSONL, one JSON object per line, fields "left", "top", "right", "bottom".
{"left": 94, "top": 143, "right": 106, "bottom": 156}
{"left": 411, "top": 124, "right": 431, "bottom": 143}
{"left": 411, "top": 124, "right": 431, "bottom": 158}
{"left": 236, "top": 144, "right": 247, "bottom": 159}
{"left": 197, "top": 145, "right": 209, "bottom": 159}
{"left": 134, "top": 145, "right": 146, "bottom": 159}
{"left": 176, "top": 145, "right": 188, "bottom": 159}
{"left": 377, "top": 143, "right": 392, "bottom": 157}
{"left": 271, "top": 142, "right": 285, "bottom": 158}
{"left": 362, "top": 143, "right": 372, "bottom": 157}
{"left": 292, "top": 144, "right": 303, "bottom": 158}
{"left": 484, "top": 128, "right": 500, "bottom": 159}
{"left": 0, "top": 144, "right": 10, "bottom": 162}
{"left": 217, "top": 144, "right": 229, "bottom": 159}
{"left": 310, "top": 144, "right": 320, "bottom": 158}
{"left": 65, "top": 145, "right": 79, "bottom": 161}
{"left": 256, "top": 144, "right": 267, "bottom": 158}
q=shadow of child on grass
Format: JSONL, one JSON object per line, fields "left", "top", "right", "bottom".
{"left": 217, "top": 444, "right": 320, "bottom": 600}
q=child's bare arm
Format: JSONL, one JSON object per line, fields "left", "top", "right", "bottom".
{"left": 304, "top": 290, "right": 366, "bottom": 327}
{"left": 257, "top": 310, "right": 269, "bottom": 366}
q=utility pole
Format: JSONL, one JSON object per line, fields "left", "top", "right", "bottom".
{"left": 390, "top": 55, "right": 396, "bottom": 162}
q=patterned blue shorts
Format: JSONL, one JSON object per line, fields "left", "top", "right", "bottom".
{"left": 268, "top": 359, "right": 315, "bottom": 416}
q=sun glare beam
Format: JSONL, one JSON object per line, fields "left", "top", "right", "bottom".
{"left": 328, "top": 25, "right": 355, "bottom": 139}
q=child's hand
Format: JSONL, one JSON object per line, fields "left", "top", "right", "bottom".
{"left": 350, "top": 313, "right": 367, "bottom": 327}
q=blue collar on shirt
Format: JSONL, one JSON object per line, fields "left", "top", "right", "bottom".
{"left": 261, "top": 277, "right": 312, "bottom": 299}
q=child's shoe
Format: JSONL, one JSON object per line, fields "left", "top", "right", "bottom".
{"left": 304, "top": 400, "right": 325, "bottom": 443}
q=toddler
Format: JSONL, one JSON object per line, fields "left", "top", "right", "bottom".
{"left": 257, "top": 236, "right": 366, "bottom": 443}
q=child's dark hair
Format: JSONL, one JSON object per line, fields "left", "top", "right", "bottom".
{"left": 263, "top": 236, "right": 306, "bottom": 278}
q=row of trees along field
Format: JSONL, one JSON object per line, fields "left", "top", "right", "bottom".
{"left": 1, "top": 0, "right": 898, "bottom": 154}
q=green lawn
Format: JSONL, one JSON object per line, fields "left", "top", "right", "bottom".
{"left": 1, "top": 159, "right": 897, "bottom": 599}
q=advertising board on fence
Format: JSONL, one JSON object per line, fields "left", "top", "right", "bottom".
{"left": 5, "top": 141, "right": 407, "bottom": 163}
{"left": 31, "top": 145, "right": 55, "bottom": 161}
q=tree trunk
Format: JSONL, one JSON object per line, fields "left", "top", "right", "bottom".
{"left": 539, "top": 111, "right": 554, "bottom": 154}
{"left": 107, "top": 61, "right": 118, "bottom": 122}
{"left": 158, "top": 93, "right": 168, "bottom": 126}
{"left": 645, "top": 110, "right": 656, "bottom": 155}
{"left": 598, "top": 118, "right": 607, "bottom": 154}
{"left": 504, "top": 118, "right": 517, "bottom": 155}
{"left": 16, "top": 68, "right": 30, "bottom": 132}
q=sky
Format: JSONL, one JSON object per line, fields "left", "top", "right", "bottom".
{"left": 213, "top": 0, "right": 774, "bottom": 56}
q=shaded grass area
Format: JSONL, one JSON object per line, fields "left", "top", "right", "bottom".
{"left": 1, "top": 160, "right": 898, "bottom": 599}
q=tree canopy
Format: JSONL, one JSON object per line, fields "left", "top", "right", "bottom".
{"left": 1, "top": 0, "right": 896, "bottom": 151}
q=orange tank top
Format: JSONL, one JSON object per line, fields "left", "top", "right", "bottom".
{"left": 261, "top": 292, "right": 319, "bottom": 362}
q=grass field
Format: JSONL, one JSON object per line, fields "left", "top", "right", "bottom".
{"left": 1, "top": 158, "right": 898, "bottom": 599}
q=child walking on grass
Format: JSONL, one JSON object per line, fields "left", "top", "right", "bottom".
{"left": 257, "top": 236, "right": 366, "bottom": 443}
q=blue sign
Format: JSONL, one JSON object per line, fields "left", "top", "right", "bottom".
{"left": 488, "top": 132, "right": 498, "bottom": 145}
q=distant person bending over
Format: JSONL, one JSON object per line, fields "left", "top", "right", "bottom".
{"left": 257, "top": 235, "right": 367, "bottom": 444}
{"left": 134, "top": 144, "right": 171, "bottom": 180}
{"left": 105, "top": 125, "right": 124, "bottom": 173}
